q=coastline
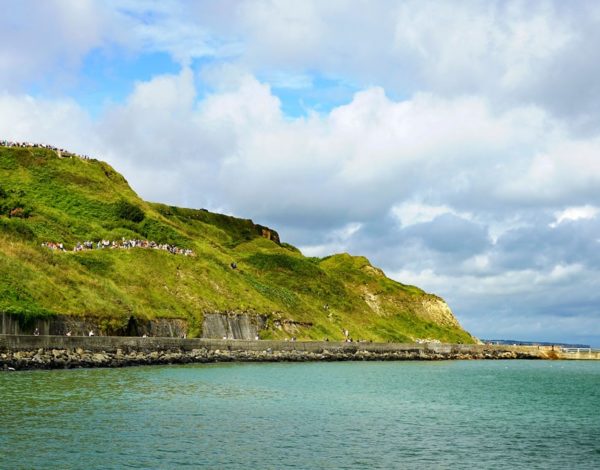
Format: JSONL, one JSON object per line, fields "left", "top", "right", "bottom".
{"left": 4, "top": 334, "right": 594, "bottom": 371}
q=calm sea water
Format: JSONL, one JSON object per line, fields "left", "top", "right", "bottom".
{"left": 1, "top": 360, "right": 599, "bottom": 469}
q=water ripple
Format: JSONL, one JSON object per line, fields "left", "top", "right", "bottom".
{"left": 1, "top": 361, "right": 599, "bottom": 469}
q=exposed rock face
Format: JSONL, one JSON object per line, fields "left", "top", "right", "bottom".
{"left": 417, "top": 297, "right": 463, "bottom": 329}
{"left": 259, "top": 226, "right": 280, "bottom": 244}
{"left": 201, "top": 313, "right": 267, "bottom": 339}
{"left": 272, "top": 319, "right": 313, "bottom": 335}
{"left": 127, "top": 318, "right": 188, "bottom": 338}
{"left": 0, "top": 313, "right": 188, "bottom": 337}
{"left": 358, "top": 287, "right": 465, "bottom": 329}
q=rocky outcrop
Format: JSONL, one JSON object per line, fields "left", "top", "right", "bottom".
{"left": 417, "top": 297, "right": 463, "bottom": 329}
{"left": 258, "top": 226, "right": 280, "bottom": 244}
{"left": 201, "top": 313, "right": 267, "bottom": 339}
{"left": 0, "top": 313, "right": 187, "bottom": 337}
{"left": 272, "top": 319, "right": 313, "bottom": 335}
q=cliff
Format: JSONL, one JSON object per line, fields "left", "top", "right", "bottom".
{"left": 0, "top": 145, "right": 475, "bottom": 343}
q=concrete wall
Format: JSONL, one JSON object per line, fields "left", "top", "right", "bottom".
{"left": 0, "top": 313, "right": 187, "bottom": 337}
{"left": 558, "top": 349, "right": 600, "bottom": 360}
{"left": 1, "top": 313, "right": 23, "bottom": 335}
{"left": 201, "top": 313, "right": 266, "bottom": 339}
{"left": 0, "top": 334, "right": 553, "bottom": 357}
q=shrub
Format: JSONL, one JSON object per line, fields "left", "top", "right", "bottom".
{"left": 115, "top": 200, "right": 145, "bottom": 223}
{"left": 139, "top": 218, "right": 187, "bottom": 246}
{"left": 9, "top": 207, "right": 26, "bottom": 218}
{"left": 0, "top": 218, "right": 35, "bottom": 240}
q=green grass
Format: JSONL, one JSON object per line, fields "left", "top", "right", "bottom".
{"left": 0, "top": 146, "right": 475, "bottom": 342}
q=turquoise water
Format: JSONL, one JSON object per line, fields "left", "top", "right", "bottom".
{"left": 1, "top": 361, "right": 599, "bottom": 469}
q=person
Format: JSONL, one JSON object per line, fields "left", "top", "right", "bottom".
{"left": 230, "top": 262, "right": 237, "bottom": 269}
{"left": 33, "top": 328, "right": 40, "bottom": 336}
{"left": 66, "top": 330, "right": 72, "bottom": 337}
{"left": 88, "top": 330, "right": 94, "bottom": 337}
{"left": 254, "top": 335, "right": 259, "bottom": 340}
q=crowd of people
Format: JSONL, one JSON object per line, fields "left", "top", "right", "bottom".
{"left": 1, "top": 139, "right": 92, "bottom": 160}
{"left": 41, "top": 242, "right": 66, "bottom": 251}
{"left": 43, "top": 238, "right": 194, "bottom": 256}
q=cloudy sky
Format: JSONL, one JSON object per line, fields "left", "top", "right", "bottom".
{"left": 2, "top": 0, "right": 599, "bottom": 346}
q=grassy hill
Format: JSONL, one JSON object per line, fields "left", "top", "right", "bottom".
{"left": 0, "top": 145, "right": 474, "bottom": 342}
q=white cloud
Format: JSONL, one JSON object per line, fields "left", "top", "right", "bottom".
{"left": 550, "top": 205, "right": 600, "bottom": 227}
{"left": 183, "top": 0, "right": 600, "bottom": 129}
{"left": 112, "top": 0, "right": 237, "bottom": 65}
{"left": 0, "top": 93, "right": 94, "bottom": 152}
{"left": 0, "top": 0, "right": 124, "bottom": 90}
{"left": 498, "top": 139, "right": 600, "bottom": 203}
{"left": 541, "top": 263, "right": 584, "bottom": 284}
{"left": 388, "top": 262, "right": 599, "bottom": 342}
{"left": 391, "top": 201, "right": 471, "bottom": 228}
{"left": 394, "top": 1, "right": 573, "bottom": 91}
{"left": 299, "top": 222, "right": 362, "bottom": 257}
{"left": 4, "top": 0, "right": 600, "bottom": 131}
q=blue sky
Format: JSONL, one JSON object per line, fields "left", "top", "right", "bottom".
{"left": 1, "top": 0, "right": 600, "bottom": 346}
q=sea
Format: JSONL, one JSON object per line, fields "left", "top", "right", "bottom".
{"left": 1, "top": 360, "right": 599, "bottom": 469}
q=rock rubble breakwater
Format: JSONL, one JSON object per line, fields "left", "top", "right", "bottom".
{"left": 1, "top": 335, "right": 548, "bottom": 370}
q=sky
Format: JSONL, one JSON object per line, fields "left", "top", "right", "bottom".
{"left": 1, "top": 0, "right": 599, "bottom": 346}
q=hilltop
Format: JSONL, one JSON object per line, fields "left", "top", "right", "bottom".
{"left": 0, "top": 144, "right": 475, "bottom": 343}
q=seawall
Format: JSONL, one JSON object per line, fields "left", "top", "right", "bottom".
{"left": 1, "top": 335, "right": 577, "bottom": 371}
{"left": 1, "top": 312, "right": 269, "bottom": 340}
{"left": 0, "top": 312, "right": 188, "bottom": 338}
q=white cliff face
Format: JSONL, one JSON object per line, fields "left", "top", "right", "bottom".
{"left": 358, "top": 284, "right": 462, "bottom": 328}
{"left": 418, "top": 298, "right": 462, "bottom": 328}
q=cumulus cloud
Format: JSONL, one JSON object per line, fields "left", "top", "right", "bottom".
{"left": 0, "top": 0, "right": 123, "bottom": 91}
{"left": 5, "top": 0, "right": 600, "bottom": 129}
{"left": 0, "top": 93, "right": 94, "bottom": 151}
{"left": 185, "top": 0, "right": 600, "bottom": 130}
{"left": 391, "top": 201, "right": 471, "bottom": 227}
{"left": 551, "top": 205, "right": 600, "bottom": 227}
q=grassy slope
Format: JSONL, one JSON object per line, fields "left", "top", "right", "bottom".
{"left": 0, "top": 146, "right": 474, "bottom": 342}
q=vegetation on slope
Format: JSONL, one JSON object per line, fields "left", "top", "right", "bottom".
{"left": 0, "top": 146, "right": 474, "bottom": 342}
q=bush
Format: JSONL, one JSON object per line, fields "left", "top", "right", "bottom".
{"left": 9, "top": 207, "right": 27, "bottom": 218}
{"left": 139, "top": 218, "right": 187, "bottom": 246}
{"left": 1, "top": 202, "right": 31, "bottom": 218}
{"left": 115, "top": 200, "right": 145, "bottom": 223}
{"left": 0, "top": 186, "right": 32, "bottom": 218}
{"left": 281, "top": 242, "right": 301, "bottom": 254}
{"left": 0, "top": 218, "right": 35, "bottom": 240}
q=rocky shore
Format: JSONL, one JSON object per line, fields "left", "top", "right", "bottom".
{"left": 1, "top": 345, "right": 542, "bottom": 371}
